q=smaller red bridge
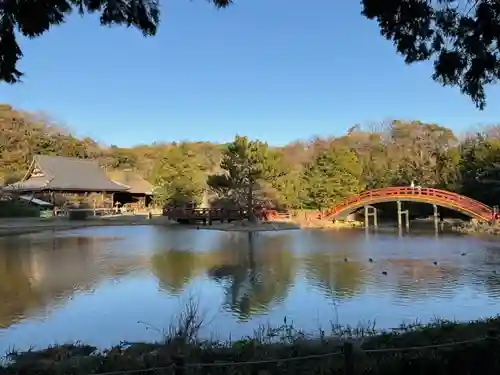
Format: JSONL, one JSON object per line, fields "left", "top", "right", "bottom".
{"left": 324, "top": 187, "right": 494, "bottom": 222}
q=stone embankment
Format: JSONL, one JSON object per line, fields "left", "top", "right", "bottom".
{"left": 202, "top": 213, "right": 364, "bottom": 232}
{"left": 452, "top": 219, "right": 500, "bottom": 236}
{"left": 286, "top": 211, "right": 363, "bottom": 229}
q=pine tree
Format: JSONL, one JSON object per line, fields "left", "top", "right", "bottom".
{"left": 207, "top": 136, "right": 284, "bottom": 221}
{"left": 152, "top": 144, "right": 205, "bottom": 206}
{"left": 303, "top": 146, "right": 364, "bottom": 211}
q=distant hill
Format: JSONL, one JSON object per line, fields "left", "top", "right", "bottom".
{"left": 0, "top": 104, "right": 324, "bottom": 188}
{"left": 0, "top": 104, "right": 224, "bottom": 185}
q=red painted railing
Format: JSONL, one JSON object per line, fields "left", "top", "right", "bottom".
{"left": 324, "top": 187, "right": 493, "bottom": 221}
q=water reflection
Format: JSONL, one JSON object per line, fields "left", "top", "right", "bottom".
{"left": 151, "top": 250, "right": 199, "bottom": 295}
{"left": 0, "top": 226, "right": 500, "bottom": 350}
{"left": 205, "top": 232, "right": 296, "bottom": 319}
{"left": 148, "top": 232, "right": 296, "bottom": 318}
{"left": 0, "top": 232, "right": 148, "bottom": 328}
{"left": 388, "top": 259, "right": 461, "bottom": 301}
{"left": 304, "top": 250, "right": 365, "bottom": 299}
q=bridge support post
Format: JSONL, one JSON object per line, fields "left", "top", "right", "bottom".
{"left": 397, "top": 200, "right": 402, "bottom": 229}
{"left": 397, "top": 200, "right": 410, "bottom": 232}
{"left": 364, "top": 205, "right": 378, "bottom": 229}
{"left": 433, "top": 204, "right": 439, "bottom": 233}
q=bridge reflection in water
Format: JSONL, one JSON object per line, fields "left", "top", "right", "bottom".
{"left": 0, "top": 226, "right": 499, "bottom": 351}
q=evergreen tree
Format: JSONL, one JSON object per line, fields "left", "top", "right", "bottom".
{"left": 152, "top": 144, "right": 205, "bottom": 206}
{"left": 207, "top": 135, "right": 283, "bottom": 221}
{"left": 459, "top": 136, "right": 500, "bottom": 206}
{"left": 303, "top": 146, "right": 364, "bottom": 211}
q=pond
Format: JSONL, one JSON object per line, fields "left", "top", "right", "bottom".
{"left": 0, "top": 225, "right": 499, "bottom": 352}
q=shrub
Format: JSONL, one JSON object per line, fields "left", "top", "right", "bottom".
{"left": 68, "top": 202, "right": 91, "bottom": 221}
{"left": 68, "top": 210, "right": 89, "bottom": 220}
{"left": 0, "top": 200, "right": 40, "bottom": 218}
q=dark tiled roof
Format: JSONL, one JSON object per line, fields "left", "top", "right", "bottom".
{"left": 6, "top": 176, "right": 47, "bottom": 191}
{"left": 107, "top": 170, "right": 153, "bottom": 195}
{"left": 5, "top": 155, "right": 129, "bottom": 192}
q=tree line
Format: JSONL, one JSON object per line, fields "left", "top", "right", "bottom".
{"left": 153, "top": 122, "right": 500, "bottom": 212}
{"left": 2, "top": 104, "right": 500, "bottom": 210}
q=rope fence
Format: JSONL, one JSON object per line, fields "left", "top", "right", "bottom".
{"left": 84, "top": 335, "right": 496, "bottom": 375}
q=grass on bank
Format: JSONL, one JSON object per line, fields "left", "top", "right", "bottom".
{"left": 1, "top": 301, "right": 499, "bottom": 375}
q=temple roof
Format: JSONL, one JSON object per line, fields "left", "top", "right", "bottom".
{"left": 4, "top": 155, "right": 129, "bottom": 192}
{"left": 107, "top": 170, "right": 153, "bottom": 195}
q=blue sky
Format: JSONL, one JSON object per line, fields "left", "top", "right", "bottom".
{"left": 2, "top": 0, "right": 500, "bottom": 147}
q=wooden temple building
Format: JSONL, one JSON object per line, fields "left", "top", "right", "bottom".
{"left": 107, "top": 169, "right": 154, "bottom": 209}
{"left": 4, "top": 155, "right": 153, "bottom": 209}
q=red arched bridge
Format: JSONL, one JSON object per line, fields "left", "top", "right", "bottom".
{"left": 323, "top": 187, "right": 494, "bottom": 222}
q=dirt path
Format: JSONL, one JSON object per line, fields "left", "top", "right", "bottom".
{"left": 0, "top": 216, "right": 172, "bottom": 237}
{"left": 0, "top": 216, "right": 304, "bottom": 237}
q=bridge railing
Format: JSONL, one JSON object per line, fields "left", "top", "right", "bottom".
{"left": 365, "top": 187, "right": 491, "bottom": 212}
{"left": 325, "top": 187, "right": 493, "bottom": 220}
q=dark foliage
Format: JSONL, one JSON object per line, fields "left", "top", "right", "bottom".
{"left": 1, "top": 318, "right": 500, "bottom": 375}
{"left": 0, "top": 200, "right": 39, "bottom": 218}
{"left": 68, "top": 209, "right": 89, "bottom": 220}
{"left": 0, "top": 0, "right": 160, "bottom": 83}
{"left": 362, "top": 0, "right": 500, "bottom": 109}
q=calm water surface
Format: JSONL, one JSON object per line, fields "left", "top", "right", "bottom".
{"left": 0, "top": 226, "right": 499, "bottom": 352}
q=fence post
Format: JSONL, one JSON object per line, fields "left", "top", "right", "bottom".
{"left": 343, "top": 342, "right": 354, "bottom": 375}
{"left": 173, "top": 355, "right": 185, "bottom": 375}
{"left": 486, "top": 329, "right": 498, "bottom": 375}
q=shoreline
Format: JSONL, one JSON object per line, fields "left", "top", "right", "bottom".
{"left": 0, "top": 215, "right": 485, "bottom": 237}
{"left": 450, "top": 220, "right": 500, "bottom": 236}
{"left": 0, "top": 216, "right": 172, "bottom": 237}
{"left": 0, "top": 217, "right": 304, "bottom": 237}
{"left": 0, "top": 217, "right": 372, "bottom": 237}
{"left": 1, "top": 314, "right": 498, "bottom": 374}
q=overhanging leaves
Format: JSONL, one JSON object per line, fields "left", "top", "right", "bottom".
{"left": 362, "top": 0, "right": 500, "bottom": 109}
{"left": 0, "top": 0, "right": 160, "bottom": 83}
{"left": 3, "top": 0, "right": 500, "bottom": 108}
